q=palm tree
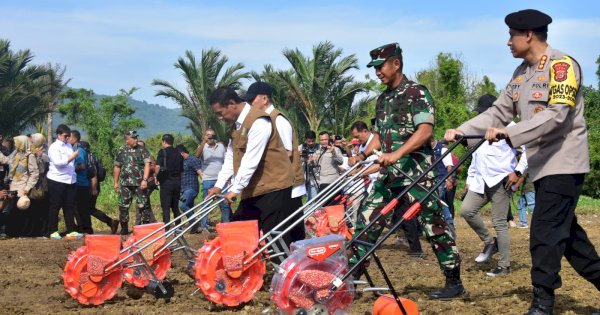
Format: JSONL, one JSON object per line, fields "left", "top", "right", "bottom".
{"left": 0, "top": 39, "right": 52, "bottom": 137}
{"left": 152, "top": 49, "right": 250, "bottom": 141}
{"left": 32, "top": 63, "right": 70, "bottom": 143}
{"left": 251, "top": 65, "right": 311, "bottom": 139}
{"left": 274, "top": 41, "right": 371, "bottom": 134}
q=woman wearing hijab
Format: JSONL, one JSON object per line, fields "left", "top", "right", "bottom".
{"left": 22, "top": 133, "right": 48, "bottom": 237}
{"left": 0, "top": 135, "right": 39, "bottom": 238}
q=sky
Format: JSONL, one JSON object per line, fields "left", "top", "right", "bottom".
{"left": 2, "top": 0, "right": 599, "bottom": 109}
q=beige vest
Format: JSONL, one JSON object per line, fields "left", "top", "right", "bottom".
{"left": 270, "top": 108, "right": 305, "bottom": 187}
{"left": 232, "top": 107, "right": 293, "bottom": 199}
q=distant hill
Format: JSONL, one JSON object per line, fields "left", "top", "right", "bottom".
{"left": 126, "top": 97, "right": 193, "bottom": 138}
{"left": 51, "top": 92, "right": 193, "bottom": 139}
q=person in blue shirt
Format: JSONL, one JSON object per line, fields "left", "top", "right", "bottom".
{"left": 69, "top": 130, "right": 93, "bottom": 234}
{"left": 176, "top": 144, "right": 203, "bottom": 233}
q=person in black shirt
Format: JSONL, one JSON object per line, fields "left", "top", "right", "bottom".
{"left": 155, "top": 134, "right": 184, "bottom": 226}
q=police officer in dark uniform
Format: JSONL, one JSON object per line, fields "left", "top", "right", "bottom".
{"left": 445, "top": 9, "right": 600, "bottom": 315}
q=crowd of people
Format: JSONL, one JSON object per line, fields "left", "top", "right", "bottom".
{"left": 0, "top": 123, "right": 233, "bottom": 239}
{"left": 1, "top": 8, "right": 599, "bottom": 314}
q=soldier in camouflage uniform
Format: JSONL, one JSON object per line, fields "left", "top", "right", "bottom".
{"left": 351, "top": 43, "right": 464, "bottom": 299}
{"left": 113, "top": 130, "right": 152, "bottom": 235}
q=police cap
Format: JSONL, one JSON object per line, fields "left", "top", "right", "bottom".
{"left": 505, "top": 9, "right": 552, "bottom": 32}
{"left": 242, "top": 81, "right": 274, "bottom": 102}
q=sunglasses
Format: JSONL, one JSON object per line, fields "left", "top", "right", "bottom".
{"left": 61, "top": 134, "right": 71, "bottom": 138}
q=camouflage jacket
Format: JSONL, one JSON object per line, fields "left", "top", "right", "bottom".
{"left": 114, "top": 144, "right": 150, "bottom": 186}
{"left": 374, "top": 75, "right": 437, "bottom": 188}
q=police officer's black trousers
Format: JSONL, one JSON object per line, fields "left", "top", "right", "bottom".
{"left": 531, "top": 174, "right": 600, "bottom": 290}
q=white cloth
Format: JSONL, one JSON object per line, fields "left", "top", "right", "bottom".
{"left": 440, "top": 147, "right": 454, "bottom": 167}
{"left": 466, "top": 140, "right": 516, "bottom": 194}
{"left": 359, "top": 133, "right": 379, "bottom": 186}
{"left": 266, "top": 104, "right": 306, "bottom": 198}
{"left": 215, "top": 103, "right": 272, "bottom": 194}
{"left": 47, "top": 139, "right": 76, "bottom": 184}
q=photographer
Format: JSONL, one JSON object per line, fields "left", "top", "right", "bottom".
{"left": 309, "top": 131, "right": 343, "bottom": 191}
{"left": 298, "top": 130, "right": 319, "bottom": 201}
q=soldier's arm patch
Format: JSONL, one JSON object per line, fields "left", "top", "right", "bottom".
{"left": 413, "top": 112, "right": 435, "bottom": 126}
{"left": 549, "top": 56, "right": 578, "bottom": 106}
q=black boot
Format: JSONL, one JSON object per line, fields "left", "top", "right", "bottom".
{"left": 110, "top": 219, "right": 120, "bottom": 234}
{"left": 524, "top": 286, "right": 554, "bottom": 315}
{"left": 429, "top": 267, "right": 465, "bottom": 299}
{"left": 120, "top": 221, "right": 129, "bottom": 235}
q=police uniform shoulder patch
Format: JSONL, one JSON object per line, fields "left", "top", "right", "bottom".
{"left": 549, "top": 56, "right": 578, "bottom": 106}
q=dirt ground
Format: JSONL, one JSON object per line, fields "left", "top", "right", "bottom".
{"left": 1, "top": 215, "right": 599, "bottom": 315}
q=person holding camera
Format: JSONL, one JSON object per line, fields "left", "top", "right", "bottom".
{"left": 195, "top": 128, "right": 231, "bottom": 226}
{"left": 299, "top": 131, "right": 319, "bottom": 201}
{"left": 309, "top": 131, "right": 343, "bottom": 191}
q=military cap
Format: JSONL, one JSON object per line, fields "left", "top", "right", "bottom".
{"left": 474, "top": 94, "right": 498, "bottom": 114}
{"left": 243, "top": 81, "right": 274, "bottom": 102}
{"left": 505, "top": 9, "right": 552, "bottom": 32}
{"left": 124, "top": 130, "right": 139, "bottom": 138}
{"left": 367, "top": 43, "right": 402, "bottom": 68}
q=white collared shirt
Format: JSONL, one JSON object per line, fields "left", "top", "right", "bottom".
{"left": 215, "top": 103, "right": 272, "bottom": 194}
{"left": 47, "top": 139, "right": 76, "bottom": 184}
{"left": 265, "top": 104, "right": 306, "bottom": 198}
{"left": 466, "top": 139, "right": 516, "bottom": 194}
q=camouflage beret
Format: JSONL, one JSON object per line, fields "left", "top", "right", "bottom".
{"left": 367, "top": 43, "right": 402, "bottom": 68}
{"left": 505, "top": 9, "right": 552, "bottom": 32}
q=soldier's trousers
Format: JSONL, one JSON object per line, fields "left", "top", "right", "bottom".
{"left": 118, "top": 186, "right": 153, "bottom": 224}
{"left": 353, "top": 180, "right": 461, "bottom": 271}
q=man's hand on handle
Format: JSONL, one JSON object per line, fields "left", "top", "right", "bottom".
{"left": 444, "top": 129, "right": 465, "bottom": 143}
{"left": 205, "top": 187, "right": 222, "bottom": 200}
{"left": 223, "top": 192, "right": 239, "bottom": 205}
{"left": 485, "top": 127, "right": 508, "bottom": 143}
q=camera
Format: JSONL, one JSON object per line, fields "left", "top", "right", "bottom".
{"left": 301, "top": 143, "right": 316, "bottom": 157}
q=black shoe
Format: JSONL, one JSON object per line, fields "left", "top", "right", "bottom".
{"left": 429, "top": 268, "right": 465, "bottom": 300}
{"left": 110, "top": 219, "right": 119, "bottom": 234}
{"left": 486, "top": 266, "right": 510, "bottom": 277}
{"left": 475, "top": 237, "right": 498, "bottom": 263}
{"left": 524, "top": 286, "right": 554, "bottom": 315}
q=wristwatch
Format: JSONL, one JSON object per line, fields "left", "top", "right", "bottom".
{"left": 142, "top": 178, "right": 148, "bottom": 182}
{"left": 514, "top": 170, "right": 522, "bottom": 178}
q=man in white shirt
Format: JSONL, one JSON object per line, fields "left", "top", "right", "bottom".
{"left": 46, "top": 124, "right": 82, "bottom": 240}
{"left": 460, "top": 94, "right": 526, "bottom": 277}
{"left": 245, "top": 81, "right": 306, "bottom": 244}
{"left": 206, "top": 87, "right": 293, "bottom": 238}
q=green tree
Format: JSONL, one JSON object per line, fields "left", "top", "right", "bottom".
{"left": 143, "top": 133, "right": 198, "bottom": 159}
{"left": 416, "top": 53, "right": 472, "bottom": 139}
{"left": 583, "top": 55, "right": 600, "bottom": 197}
{"left": 59, "top": 88, "right": 145, "bottom": 167}
{"left": 152, "top": 49, "right": 250, "bottom": 142}
{"left": 0, "top": 39, "right": 53, "bottom": 136}
{"left": 274, "top": 41, "right": 371, "bottom": 134}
